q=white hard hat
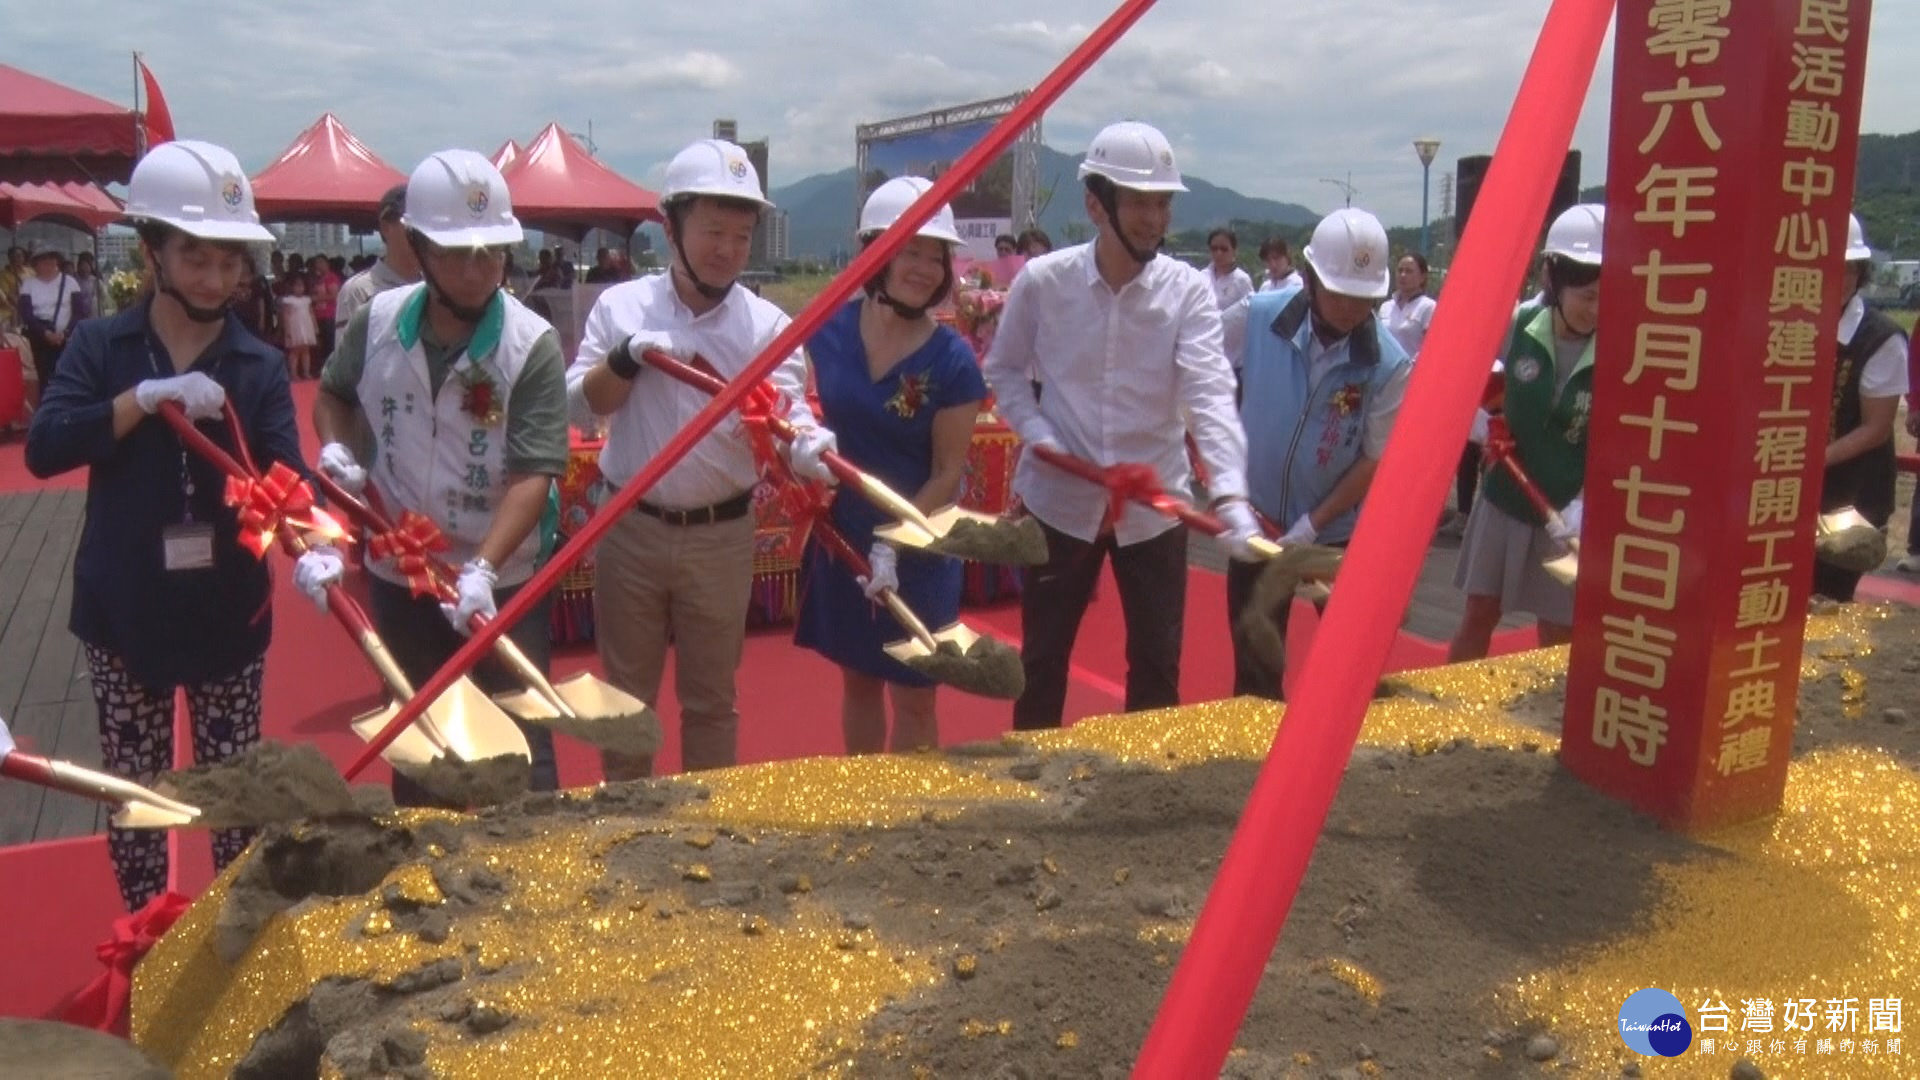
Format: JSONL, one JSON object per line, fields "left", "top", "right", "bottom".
{"left": 123, "top": 140, "right": 275, "bottom": 244}
{"left": 1303, "top": 208, "right": 1392, "bottom": 299}
{"left": 859, "top": 177, "right": 962, "bottom": 245}
{"left": 1543, "top": 203, "right": 1605, "bottom": 265}
{"left": 661, "top": 139, "right": 771, "bottom": 210}
{"left": 401, "top": 149, "right": 522, "bottom": 247}
{"left": 1845, "top": 214, "right": 1872, "bottom": 261}
{"left": 1078, "top": 121, "right": 1187, "bottom": 193}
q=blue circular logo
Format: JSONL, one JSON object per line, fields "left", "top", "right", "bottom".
{"left": 1617, "top": 989, "right": 1692, "bottom": 1057}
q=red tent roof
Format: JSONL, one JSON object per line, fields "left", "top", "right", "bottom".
{"left": 0, "top": 65, "right": 142, "bottom": 184}
{"left": 502, "top": 123, "right": 659, "bottom": 236}
{"left": 0, "top": 181, "right": 122, "bottom": 232}
{"left": 491, "top": 140, "right": 520, "bottom": 172}
{"left": 250, "top": 113, "right": 407, "bottom": 229}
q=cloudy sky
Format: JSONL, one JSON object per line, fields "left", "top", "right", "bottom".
{"left": 15, "top": 0, "right": 1919, "bottom": 226}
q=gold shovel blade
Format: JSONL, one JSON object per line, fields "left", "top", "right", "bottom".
{"left": 351, "top": 677, "right": 531, "bottom": 768}
{"left": 1543, "top": 551, "right": 1581, "bottom": 587}
{"left": 883, "top": 620, "right": 982, "bottom": 664}
{"left": 1818, "top": 507, "right": 1872, "bottom": 535}
{"left": 872, "top": 519, "right": 943, "bottom": 551}
{"left": 494, "top": 674, "right": 664, "bottom": 759}
{"left": 111, "top": 800, "right": 203, "bottom": 830}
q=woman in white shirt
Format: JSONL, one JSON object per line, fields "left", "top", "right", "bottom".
{"left": 1378, "top": 253, "right": 1437, "bottom": 359}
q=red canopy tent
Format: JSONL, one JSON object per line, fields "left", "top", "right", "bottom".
{"left": 491, "top": 140, "right": 520, "bottom": 173}
{"left": 249, "top": 113, "right": 407, "bottom": 230}
{"left": 0, "top": 65, "right": 144, "bottom": 184}
{"left": 501, "top": 123, "right": 660, "bottom": 237}
{"left": 0, "top": 181, "right": 122, "bottom": 231}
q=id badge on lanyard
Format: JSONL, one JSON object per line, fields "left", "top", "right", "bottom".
{"left": 149, "top": 337, "right": 219, "bottom": 573}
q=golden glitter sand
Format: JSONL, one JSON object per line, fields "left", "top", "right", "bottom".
{"left": 131, "top": 603, "right": 1916, "bottom": 1077}
{"left": 1510, "top": 749, "right": 1920, "bottom": 1077}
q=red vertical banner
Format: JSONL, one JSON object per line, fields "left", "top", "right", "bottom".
{"left": 1564, "top": 0, "right": 1874, "bottom": 831}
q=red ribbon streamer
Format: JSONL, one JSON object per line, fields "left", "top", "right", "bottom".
{"left": 1131, "top": 0, "right": 1614, "bottom": 1072}
{"left": 61, "top": 889, "right": 193, "bottom": 1036}
{"left": 369, "top": 510, "right": 451, "bottom": 599}
{"left": 222, "top": 461, "right": 315, "bottom": 559}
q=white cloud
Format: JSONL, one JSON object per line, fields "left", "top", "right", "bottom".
{"left": 11, "top": 0, "right": 1916, "bottom": 226}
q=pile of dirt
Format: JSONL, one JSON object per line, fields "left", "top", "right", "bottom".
{"left": 155, "top": 741, "right": 385, "bottom": 830}
{"left": 929, "top": 516, "right": 1049, "bottom": 566}
{"left": 0, "top": 1018, "right": 172, "bottom": 1079}
{"left": 140, "top": 606, "right": 1920, "bottom": 1079}
{"left": 903, "top": 635, "right": 1026, "bottom": 700}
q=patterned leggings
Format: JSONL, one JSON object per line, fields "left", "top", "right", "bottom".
{"left": 84, "top": 646, "right": 265, "bottom": 911}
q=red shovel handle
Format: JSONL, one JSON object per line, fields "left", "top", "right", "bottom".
{"left": 0, "top": 749, "right": 59, "bottom": 789}
{"left": 1028, "top": 443, "right": 1233, "bottom": 538}
{"left": 1480, "top": 424, "right": 1561, "bottom": 525}
{"left": 637, "top": 347, "right": 873, "bottom": 493}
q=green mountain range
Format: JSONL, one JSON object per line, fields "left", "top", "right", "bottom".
{"left": 769, "top": 143, "right": 1318, "bottom": 259}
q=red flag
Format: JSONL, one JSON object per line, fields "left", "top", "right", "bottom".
{"left": 138, "top": 59, "right": 174, "bottom": 146}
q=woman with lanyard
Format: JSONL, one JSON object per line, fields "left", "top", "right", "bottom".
{"left": 1447, "top": 204, "right": 1603, "bottom": 663}
{"left": 25, "top": 141, "right": 326, "bottom": 911}
{"left": 793, "top": 178, "right": 987, "bottom": 754}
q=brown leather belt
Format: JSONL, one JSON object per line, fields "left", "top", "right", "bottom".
{"left": 635, "top": 491, "right": 753, "bottom": 526}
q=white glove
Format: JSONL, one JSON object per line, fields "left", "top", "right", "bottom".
{"left": 626, "top": 330, "right": 688, "bottom": 365}
{"left": 1548, "top": 497, "right": 1583, "bottom": 542}
{"left": 134, "top": 372, "right": 226, "bottom": 421}
{"left": 316, "top": 442, "right": 366, "bottom": 495}
{"left": 788, "top": 424, "right": 839, "bottom": 486}
{"left": 292, "top": 546, "right": 345, "bottom": 612}
{"left": 1280, "top": 514, "right": 1319, "bottom": 546}
{"left": 1468, "top": 408, "right": 1491, "bottom": 447}
{"left": 440, "top": 559, "right": 499, "bottom": 633}
{"left": 1215, "top": 500, "right": 1264, "bottom": 562}
{"left": 858, "top": 541, "right": 900, "bottom": 600}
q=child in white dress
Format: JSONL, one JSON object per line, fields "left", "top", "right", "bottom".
{"left": 278, "top": 273, "right": 317, "bottom": 378}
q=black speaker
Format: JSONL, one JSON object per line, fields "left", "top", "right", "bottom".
{"left": 1454, "top": 151, "right": 1582, "bottom": 241}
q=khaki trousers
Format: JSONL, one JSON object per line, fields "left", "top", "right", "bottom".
{"left": 594, "top": 509, "right": 756, "bottom": 776}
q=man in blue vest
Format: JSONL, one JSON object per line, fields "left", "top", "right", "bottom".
{"left": 1222, "top": 208, "right": 1410, "bottom": 699}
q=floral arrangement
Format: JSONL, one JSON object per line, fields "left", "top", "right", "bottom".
{"left": 107, "top": 269, "right": 148, "bottom": 311}
{"left": 1330, "top": 384, "right": 1366, "bottom": 418}
{"left": 952, "top": 278, "right": 1008, "bottom": 360}
{"left": 458, "top": 368, "right": 504, "bottom": 427}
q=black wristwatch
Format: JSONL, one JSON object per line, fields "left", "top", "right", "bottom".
{"left": 608, "top": 339, "right": 642, "bottom": 380}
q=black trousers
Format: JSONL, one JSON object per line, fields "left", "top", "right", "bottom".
{"left": 1456, "top": 443, "right": 1482, "bottom": 513}
{"left": 28, "top": 335, "right": 61, "bottom": 388}
{"left": 1224, "top": 541, "right": 1345, "bottom": 701}
{"left": 366, "top": 575, "right": 560, "bottom": 805}
{"left": 1012, "top": 518, "right": 1189, "bottom": 730}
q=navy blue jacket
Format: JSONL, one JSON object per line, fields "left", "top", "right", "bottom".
{"left": 26, "top": 299, "right": 305, "bottom": 687}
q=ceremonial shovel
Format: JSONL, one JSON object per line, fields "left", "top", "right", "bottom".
{"left": 1479, "top": 418, "right": 1580, "bottom": 586}
{"left": 635, "top": 348, "right": 1048, "bottom": 567}
{"left": 807, "top": 512, "right": 1025, "bottom": 700}
{"left": 310, "top": 472, "right": 661, "bottom": 759}
{"left": 154, "top": 403, "right": 530, "bottom": 791}
{"left": 0, "top": 715, "right": 201, "bottom": 829}
{"left": 1813, "top": 506, "right": 1888, "bottom": 573}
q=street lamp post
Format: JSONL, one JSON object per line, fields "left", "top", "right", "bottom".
{"left": 1413, "top": 137, "right": 1442, "bottom": 257}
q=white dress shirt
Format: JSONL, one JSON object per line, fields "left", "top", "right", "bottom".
{"left": 566, "top": 271, "right": 814, "bottom": 509}
{"left": 1379, "top": 292, "right": 1438, "bottom": 359}
{"left": 1258, "top": 270, "right": 1303, "bottom": 294}
{"left": 984, "top": 243, "right": 1248, "bottom": 545}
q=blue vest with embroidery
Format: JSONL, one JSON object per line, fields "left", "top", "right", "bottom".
{"left": 1239, "top": 287, "right": 1409, "bottom": 544}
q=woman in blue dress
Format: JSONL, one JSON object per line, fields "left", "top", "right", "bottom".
{"left": 794, "top": 178, "right": 987, "bottom": 754}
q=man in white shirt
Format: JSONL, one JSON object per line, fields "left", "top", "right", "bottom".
{"left": 568, "top": 139, "right": 835, "bottom": 778}
{"left": 334, "top": 185, "right": 421, "bottom": 335}
{"left": 984, "top": 121, "right": 1256, "bottom": 730}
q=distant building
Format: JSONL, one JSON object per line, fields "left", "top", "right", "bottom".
{"left": 95, "top": 227, "right": 140, "bottom": 271}
{"left": 765, "top": 208, "right": 790, "bottom": 263}
{"left": 275, "top": 222, "right": 350, "bottom": 255}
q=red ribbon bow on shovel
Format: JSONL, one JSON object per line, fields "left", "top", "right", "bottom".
{"left": 1098, "top": 463, "right": 1165, "bottom": 535}
{"left": 223, "top": 460, "right": 316, "bottom": 558}
{"left": 61, "top": 889, "right": 193, "bottom": 1037}
{"left": 368, "top": 509, "right": 451, "bottom": 599}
